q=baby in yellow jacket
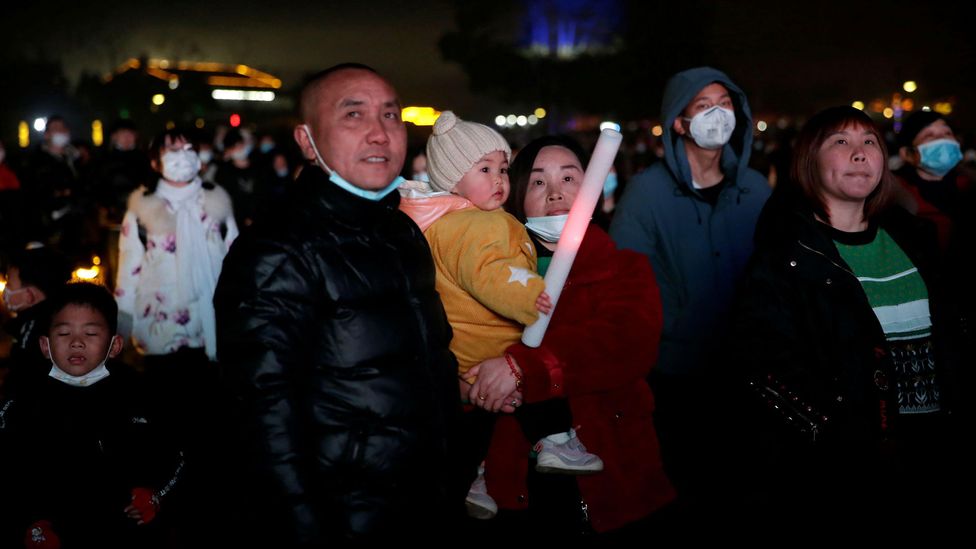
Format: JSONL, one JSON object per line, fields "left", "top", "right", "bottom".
{"left": 399, "top": 112, "right": 603, "bottom": 520}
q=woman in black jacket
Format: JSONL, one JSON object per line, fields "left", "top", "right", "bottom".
{"left": 732, "top": 106, "right": 965, "bottom": 528}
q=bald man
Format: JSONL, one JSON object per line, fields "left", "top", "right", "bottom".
{"left": 215, "top": 63, "right": 459, "bottom": 546}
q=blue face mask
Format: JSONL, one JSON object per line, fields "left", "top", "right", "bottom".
{"left": 301, "top": 124, "right": 403, "bottom": 201}
{"left": 603, "top": 172, "right": 618, "bottom": 198}
{"left": 917, "top": 138, "right": 962, "bottom": 178}
{"left": 259, "top": 142, "right": 275, "bottom": 154}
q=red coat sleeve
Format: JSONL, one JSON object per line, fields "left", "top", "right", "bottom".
{"left": 507, "top": 229, "right": 663, "bottom": 402}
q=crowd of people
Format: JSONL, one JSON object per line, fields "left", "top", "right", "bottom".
{"left": 1, "top": 62, "right": 974, "bottom": 547}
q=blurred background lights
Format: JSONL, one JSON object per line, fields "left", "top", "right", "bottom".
{"left": 18, "top": 121, "right": 29, "bottom": 147}
{"left": 91, "top": 120, "right": 103, "bottom": 146}
{"left": 401, "top": 106, "right": 440, "bottom": 126}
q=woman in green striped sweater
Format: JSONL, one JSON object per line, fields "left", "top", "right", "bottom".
{"left": 731, "top": 106, "right": 965, "bottom": 530}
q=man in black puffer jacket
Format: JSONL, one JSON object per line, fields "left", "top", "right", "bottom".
{"left": 214, "top": 63, "right": 460, "bottom": 547}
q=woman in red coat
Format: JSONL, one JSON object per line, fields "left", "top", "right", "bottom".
{"left": 466, "top": 136, "right": 675, "bottom": 539}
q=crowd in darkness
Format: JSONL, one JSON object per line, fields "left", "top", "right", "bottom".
{"left": 1, "top": 61, "right": 975, "bottom": 547}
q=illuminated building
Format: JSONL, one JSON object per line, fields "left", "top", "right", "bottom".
{"left": 101, "top": 57, "right": 292, "bottom": 132}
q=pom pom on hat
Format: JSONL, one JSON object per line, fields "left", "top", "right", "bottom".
{"left": 426, "top": 111, "right": 511, "bottom": 192}
{"left": 433, "top": 110, "right": 459, "bottom": 135}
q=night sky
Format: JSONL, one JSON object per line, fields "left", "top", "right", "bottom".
{"left": 2, "top": 0, "right": 486, "bottom": 114}
{"left": 3, "top": 0, "right": 976, "bottom": 130}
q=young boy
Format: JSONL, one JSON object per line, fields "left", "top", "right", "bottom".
{"left": 399, "top": 112, "right": 603, "bottom": 520}
{"left": 0, "top": 283, "right": 183, "bottom": 548}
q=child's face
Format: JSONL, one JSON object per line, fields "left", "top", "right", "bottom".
{"left": 453, "top": 150, "right": 510, "bottom": 211}
{"left": 39, "top": 304, "right": 122, "bottom": 377}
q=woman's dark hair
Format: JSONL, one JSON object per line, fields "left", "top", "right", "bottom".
{"left": 42, "top": 282, "right": 119, "bottom": 335}
{"left": 148, "top": 128, "right": 196, "bottom": 165}
{"left": 789, "top": 106, "right": 894, "bottom": 222}
{"left": 505, "top": 135, "right": 595, "bottom": 223}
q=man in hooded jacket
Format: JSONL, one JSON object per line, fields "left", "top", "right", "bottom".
{"left": 610, "top": 67, "right": 770, "bottom": 514}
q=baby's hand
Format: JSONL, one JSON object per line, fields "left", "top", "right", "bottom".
{"left": 535, "top": 291, "right": 553, "bottom": 315}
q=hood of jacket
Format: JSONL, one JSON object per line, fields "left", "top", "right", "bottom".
{"left": 661, "top": 66, "right": 755, "bottom": 195}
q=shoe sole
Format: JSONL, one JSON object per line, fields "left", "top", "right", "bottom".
{"left": 465, "top": 500, "right": 498, "bottom": 520}
{"left": 535, "top": 463, "right": 604, "bottom": 475}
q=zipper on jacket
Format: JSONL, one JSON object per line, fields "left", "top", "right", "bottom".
{"left": 796, "top": 240, "right": 856, "bottom": 279}
{"left": 797, "top": 239, "right": 895, "bottom": 441}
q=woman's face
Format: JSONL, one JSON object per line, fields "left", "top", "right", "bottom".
{"left": 817, "top": 123, "right": 884, "bottom": 208}
{"left": 523, "top": 146, "right": 584, "bottom": 218}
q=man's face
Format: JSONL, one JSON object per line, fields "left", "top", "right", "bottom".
{"left": 297, "top": 69, "right": 407, "bottom": 190}
{"left": 673, "top": 83, "right": 733, "bottom": 136}
{"left": 411, "top": 153, "right": 427, "bottom": 175}
{"left": 112, "top": 129, "right": 137, "bottom": 151}
{"left": 45, "top": 119, "right": 70, "bottom": 147}
{"left": 912, "top": 119, "right": 956, "bottom": 148}
{"left": 901, "top": 119, "right": 958, "bottom": 169}
{"left": 1, "top": 267, "right": 33, "bottom": 314}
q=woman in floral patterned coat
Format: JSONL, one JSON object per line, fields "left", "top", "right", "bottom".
{"left": 115, "top": 130, "right": 237, "bottom": 479}
{"left": 116, "top": 130, "right": 237, "bottom": 362}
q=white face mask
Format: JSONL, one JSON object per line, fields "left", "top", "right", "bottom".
{"left": 44, "top": 335, "right": 118, "bottom": 387}
{"left": 685, "top": 106, "right": 736, "bottom": 150}
{"left": 2, "top": 286, "right": 29, "bottom": 312}
{"left": 161, "top": 146, "right": 201, "bottom": 183}
{"left": 525, "top": 214, "right": 569, "bottom": 243}
{"left": 198, "top": 149, "right": 214, "bottom": 164}
{"left": 50, "top": 132, "right": 71, "bottom": 148}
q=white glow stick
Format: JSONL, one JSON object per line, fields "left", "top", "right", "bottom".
{"left": 521, "top": 129, "right": 623, "bottom": 347}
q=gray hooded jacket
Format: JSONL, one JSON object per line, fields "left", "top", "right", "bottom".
{"left": 610, "top": 67, "right": 771, "bottom": 376}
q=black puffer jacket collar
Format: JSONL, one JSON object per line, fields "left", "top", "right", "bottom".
{"left": 291, "top": 164, "right": 402, "bottom": 228}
